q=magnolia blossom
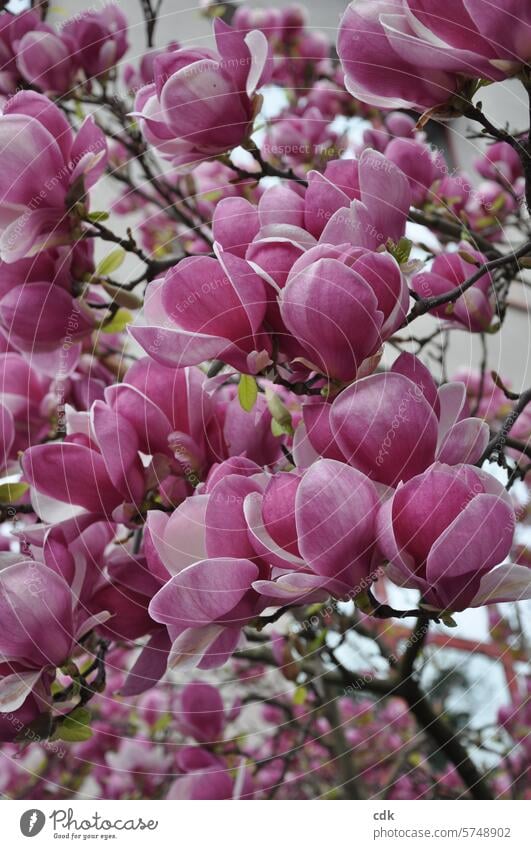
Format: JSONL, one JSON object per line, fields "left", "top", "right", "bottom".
{"left": 134, "top": 19, "right": 271, "bottom": 167}
{"left": 0, "top": 91, "right": 107, "bottom": 262}
{"left": 337, "top": 0, "right": 530, "bottom": 111}
{"left": 0, "top": 245, "right": 96, "bottom": 358}
{"left": 62, "top": 3, "right": 128, "bottom": 79}
{"left": 376, "top": 462, "right": 525, "bottom": 612}
{"left": 411, "top": 245, "right": 494, "bottom": 332}
{"left": 0, "top": 557, "right": 107, "bottom": 719}
{"left": 303, "top": 352, "right": 490, "bottom": 485}
{"left": 176, "top": 681, "right": 240, "bottom": 743}
{"left": 279, "top": 244, "right": 407, "bottom": 382}
{"left": 246, "top": 459, "right": 381, "bottom": 602}
{"left": 130, "top": 248, "right": 273, "bottom": 374}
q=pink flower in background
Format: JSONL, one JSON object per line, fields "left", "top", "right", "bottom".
{"left": 15, "top": 21, "right": 78, "bottom": 95}
{"left": 134, "top": 19, "right": 271, "bottom": 167}
{"left": 176, "top": 681, "right": 240, "bottom": 743}
{"left": 475, "top": 141, "right": 524, "bottom": 189}
{"left": 411, "top": 245, "right": 495, "bottom": 332}
{"left": 0, "top": 352, "right": 49, "bottom": 470}
{"left": 0, "top": 91, "right": 107, "bottom": 262}
{"left": 0, "top": 246, "right": 96, "bottom": 356}
{"left": 62, "top": 3, "right": 128, "bottom": 79}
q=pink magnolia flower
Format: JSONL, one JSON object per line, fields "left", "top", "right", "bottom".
{"left": 306, "top": 352, "right": 490, "bottom": 487}
{"left": 176, "top": 682, "right": 239, "bottom": 743}
{"left": 130, "top": 248, "right": 272, "bottom": 374}
{"left": 337, "top": 1, "right": 460, "bottom": 111}
{"left": 0, "top": 556, "right": 107, "bottom": 716}
{"left": 246, "top": 459, "right": 381, "bottom": 602}
{"left": 475, "top": 140, "right": 524, "bottom": 188}
{"left": 376, "top": 462, "right": 530, "bottom": 612}
{"left": 62, "top": 3, "right": 128, "bottom": 79}
{"left": 0, "top": 352, "right": 49, "bottom": 470}
{"left": 213, "top": 149, "right": 411, "bottom": 281}
{"left": 384, "top": 138, "right": 439, "bottom": 207}
{"left": 123, "top": 44, "right": 179, "bottom": 94}
{"left": 338, "top": 1, "right": 529, "bottom": 112}
{"left": 168, "top": 753, "right": 253, "bottom": 800}
{"left": 21, "top": 358, "right": 231, "bottom": 524}
{"left": 0, "top": 246, "right": 96, "bottom": 357}
{"left": 0, "top": 8, "right": 66, "bottom": 98}
{"left": 0, "top": 91, "right": 107, "bottom": 262}
{"left": 279, "top": 244, "right": 408, "bottom": 382}
{"left": 463, "top": 181, "right": 518, "bottom": 238}
{"left": 304, "top": 149, "right": 411, "bottom": 245}
{"left": 262, "top": 105, "right": 339, "bottom": 171}
{"left": 134, "top": 19, "right": 271, "bottom": 167}
{"left": 15, "top": 20, "right": 79, "bottom": 95}
{"left": 411, "top": 245, "right": 495, "bottom": 332}
{"left": 147, "top": 473, "right": 272, "bottom": 670}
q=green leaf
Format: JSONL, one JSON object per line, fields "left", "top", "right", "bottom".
{"left": 265, "top": 387, "right": 293, "bottom": 435}
{"left": 238, "top": 374, "right": 258, "bottom": 412}
{"left": 87, "top": 210, "right": 110, "bottom": 222}
{"left": 54, "top": 708, "right": 93, "bottom": 743}
{"left": 441, "top": 613, "right": 458, "bottom": 628}
{"left": 101, "top": 308, "right": 133, "bottom": 334}
{"left": 96, "top": 248, "right": 126, "bottom": 277}
{"left": 458, "top": 249, "right": 480, "bottom": 266}
{"left": 0, "top": 482, "right": 29, "bottom": 503}
{"left": 293, "top": 686, "right": 307, "bottom": 706}
{"left": 387, "top": 236, "right": 413, "bottom": 265}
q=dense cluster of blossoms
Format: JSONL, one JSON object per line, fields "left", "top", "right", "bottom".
{"left": 0, "top": 0, "right": 529, "bottom": 802}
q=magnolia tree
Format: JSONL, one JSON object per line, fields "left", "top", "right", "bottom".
{"left": 0, "top": 0, "right": 529, "bottom": 802}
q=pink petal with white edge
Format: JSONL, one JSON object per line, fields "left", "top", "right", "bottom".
{"left": 426, "top": 494, "right": 515, "bottom": 585}
{"left": 167, "top": 624, "right": 225, "bottom": 671}
{"left": 149, "top": 558, "right": 259, "bottom": 630}
{"left": 244, "top": 491, "right": 306, "bottom": 571}
{"left": 296, "top": 458, "right": 379, "bottom": 588}
{"left": 0, "top": 669, "right": 43, "bottom": 712}
{"left": 120, "top": 630, "right": 171, "bottom": 696}
{"left": 436, "top": 381, "right": 467, "bottom": 438}
{"left": 436, "top": 417, "right": 489, "bottom": 465}
{"left": 358, "top": 148, "right": 411, "bottom": 245}
{"left": 471, "top": 564, "right": 531, "bottom": 607}
{"left": 253, "top": 573, "right": 329, "bottom": 603}
{"left": 145, "top": 497, "right": 208, "bottom": 577}
{"left": 198, "top": 626, "right": 243, "bottom": 670}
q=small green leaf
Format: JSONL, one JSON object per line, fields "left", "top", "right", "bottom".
{"left": 441, "top": 613, "right": 458, "bottom": 628}
{"left": 74, "top": 100, "right": 85, "bottom": 121}
{"left": 54, "top": 708, "right": 93, "bottom": 743}
{"left": 387, "top": 236, "right": 413, "bottom": 265}
{"left": 101, "top": 308, "right": 133, "bottom": 334}
{"left": 265, "top": 387, "right": 293, "bottom": 435}
{"left": 0, "top": 482, "right": 29, "bottom": 503}
{"left": 458, "top": 249, "right": 480, "bottom": 266}
{"left": 293, "top": 686, "right": 307, "bottom": 706}
{"left": 87, "top": 210, "right": 110, "bottom": 222}
{"left": 96, "top": 248, "right": 126, "bottom": 277}
{"left": 238, "top": 374, "right": 258, "bottom": 412}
